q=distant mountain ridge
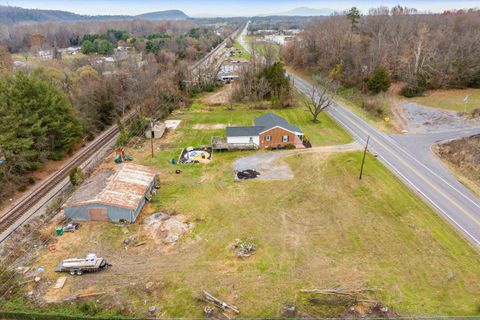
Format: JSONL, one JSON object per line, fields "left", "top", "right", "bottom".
{"left": 268, "top": 7, "right": 333, "bottom": 16}
{"left": 0, "top": 6, "right": 190, "bottom": 24}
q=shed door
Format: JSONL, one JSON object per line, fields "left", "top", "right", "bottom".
{"left": 88, "top": 207, "right": 109, "bottom": 221}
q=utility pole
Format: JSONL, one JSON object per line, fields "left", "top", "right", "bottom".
{"left": 150, "top": 119, "right": 155, "bottom": 158}
{"left": 359, "top": 135, "right": 370, "bottom": 180}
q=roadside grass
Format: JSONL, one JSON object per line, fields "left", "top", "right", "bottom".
{"left": 143, "top": 147, "right": 480, "bottom": 317}
{"left": 407, "top": 88, "right": 480, "bottom": 113}
{"left": 285, "top": 66, "right": 398, "bottom": 133}
{"left": 232, "top": 42, "right": 250, "bottom": 60}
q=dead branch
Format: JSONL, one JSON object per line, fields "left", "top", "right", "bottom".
{"left": 203, "top": 291, "right": 240, "bottom": 314}
{"left": 300, "top": 288, "right": 380, "bottom": 297}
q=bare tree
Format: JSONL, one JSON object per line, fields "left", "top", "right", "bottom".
{"left": 303, "top": 85, "right": 334, "bottom": 123}
{"left": 0, "top": 45, "right": 12, "bottom": 73}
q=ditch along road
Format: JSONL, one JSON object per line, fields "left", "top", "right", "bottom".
{"left": 239, "top": 22, "right": 480, "bottom": 248}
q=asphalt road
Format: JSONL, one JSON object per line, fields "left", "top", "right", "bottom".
{"left": 238, "top": 23, "right": 480, "bottom": 248}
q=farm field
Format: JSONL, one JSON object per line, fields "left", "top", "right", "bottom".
{"left": 408, "top": 88, "right": 480, "bottom": 113}
{"left": 5, "top": 96, "right": 480, "bottom": 318}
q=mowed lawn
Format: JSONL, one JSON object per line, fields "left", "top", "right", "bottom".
{"left": 139, "top": 102, "right": 480, "bottom": 317}
{"left": 172, "top": 101, "right": 352, "bottom": 147}
{"left": 409, "top": 88, "right": 480, "bottom": 112}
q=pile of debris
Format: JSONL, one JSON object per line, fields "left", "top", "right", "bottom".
{"left": 236, "top": 169, "right": 260, "bottom": 180}
{"left": 232, "top": 239, "right": 257, "bottom": 258}
{"left": 179, "top": 147, "right": 212, "bottom": 164}
{"left": 143, "top": 212, "right": 192, "bottom": 245}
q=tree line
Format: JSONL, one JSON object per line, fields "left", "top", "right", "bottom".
{"left": 0, "top": 19, "right": 235, "bottom": 57}
{"left": 0, "top": 20, "right": 232, "bottom": 201}
{"left": 282, "top": 7, "right": 480, "bottom": 96}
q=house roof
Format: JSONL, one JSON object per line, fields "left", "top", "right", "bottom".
{"left": 226, "top": 113, "right": 303, "bottom": 137}
{"left": 64, "top": 163, "right": 157, "bottom": 210}
{"left": 226, "top": 126, "right": 264, "bottom": 137}
{"left": 254, "top": 113, "right": 303, "bottom": 134}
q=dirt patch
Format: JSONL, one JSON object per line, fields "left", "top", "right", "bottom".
{"left": 435, "top": 134, "right": 480, "bottom": 190}
{"left": 201, "top": 84, "right": 234, "bottom": 105}
{"left": 192, "top": 124, "right": 226, "bottom": 130}
{"left": 143, "top": 212, "right": 193, "bottom": 246}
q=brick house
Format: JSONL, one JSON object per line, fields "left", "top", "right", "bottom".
{"left": 225, "top": 113, "right": 304, "bottom": 149}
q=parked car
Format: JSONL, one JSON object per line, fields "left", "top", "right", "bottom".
{"left": 62, "top": 223, "right": 80, "bottom": 232}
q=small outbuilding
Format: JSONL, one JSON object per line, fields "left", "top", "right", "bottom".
{"left": 63, "top": 164, "right": 158, "bottom": 223}
{"left": 145, "top": 122, "right": 166, "bottom": 139}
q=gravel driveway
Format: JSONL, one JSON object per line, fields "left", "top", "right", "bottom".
{"left": 402, "top": 102, "right": 480, "bottom": 133}
{"left": 233, "top": 143, "right": 361, "bottom": 181}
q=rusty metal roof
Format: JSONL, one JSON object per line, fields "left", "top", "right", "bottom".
{"left": 65, "top": 163, "right": 157, "bottom": 210}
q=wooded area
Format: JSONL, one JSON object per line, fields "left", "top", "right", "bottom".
{"left": 0, "top": 19, "right": 232, "bottom": 202}
{"left": 282, "top": 8, "right": 480, "bottom": 96}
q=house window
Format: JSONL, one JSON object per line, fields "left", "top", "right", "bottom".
{"left": 249, "top": 137, "right": 254, "bottom": 143}
{"left": 282, "top": 135, "right": 289, "bottom": 142}
{"left": 265, "top": 135, "right": 271, "bottom": 142}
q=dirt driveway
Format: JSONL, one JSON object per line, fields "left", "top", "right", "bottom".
{"left": 201, "top": 84, "right": 234, "bottom": 105}
{"left": 233, "top": 142, "right": 361, "bottom": 181}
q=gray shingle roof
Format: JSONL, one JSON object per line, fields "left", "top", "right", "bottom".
{"left": 254, "top": 113, "right": 289, "bottom": 127}
{"left": 226, "top": 113, "right": 303, "bottom": 137}
{"left": 226, "top": 126, "right": 264, "bottom": 137}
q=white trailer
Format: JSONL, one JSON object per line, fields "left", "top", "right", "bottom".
{"left": 55, "top": 253, "right": 110, "bottom": 276}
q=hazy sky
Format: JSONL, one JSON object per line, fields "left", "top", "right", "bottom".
{"left": 2, "top": 0, "right": 480, "bottom": 16}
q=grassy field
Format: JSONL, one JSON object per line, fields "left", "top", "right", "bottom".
{"left": 139, "top": 99, "right": 480, "bottom": 317}
{"left": 6, "top": 95, "right": 480, "bottom": 318}
{"left": 140, "top": 143, "right": 480, "bottom": 317}
{"left": 408, "top": 88, "right": 480, "bottom": 112}
{"left": 173, "top": 99, "right": 352, "bottom": 147}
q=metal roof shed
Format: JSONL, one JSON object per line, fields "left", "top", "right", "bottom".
{"left": 63, "top": 164, "right": 158, "bottom": 223}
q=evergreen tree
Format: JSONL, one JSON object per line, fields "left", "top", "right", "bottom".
{"left": 346, "top": 7, "right": 361, "bottom": 31}
{"left": 366, "top": 67, "right": 391, "bottom": 94}
{"left": 0, "top": 72, "right": 82, "bottom": 176}
{"left": 81, "top": 40, "right": 96, "bottom": 54}
{"left": 95, "top": 39, "right": 114, "bottom": 55}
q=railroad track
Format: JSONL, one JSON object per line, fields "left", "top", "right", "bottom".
{"left": 0, "top": 24, "right": 244, "bottom": 243}
{"left": 0, "top": 123, "right": 120, "bottom": 239}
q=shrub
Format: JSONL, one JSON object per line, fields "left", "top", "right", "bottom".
{"left": 366, "top": 67, "right": 391, "bottom": 94}
{"left": 471, "top": 108, "right": 480, "bottom": 118}
{"left": 69, "top": 167, "right": 84, "bottom": 186}
{"left": 283, "top": 143, "right": 296, "bottom": 150}
{"left": 362, "top": 97, "right": 385, "bottom": 116}
{"left": 400, "top": 84, "right": 426, "bottom": 97}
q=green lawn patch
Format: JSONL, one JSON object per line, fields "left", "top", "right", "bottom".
{"left": 408, "top": 88, "right": 480, "bottom": 112}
